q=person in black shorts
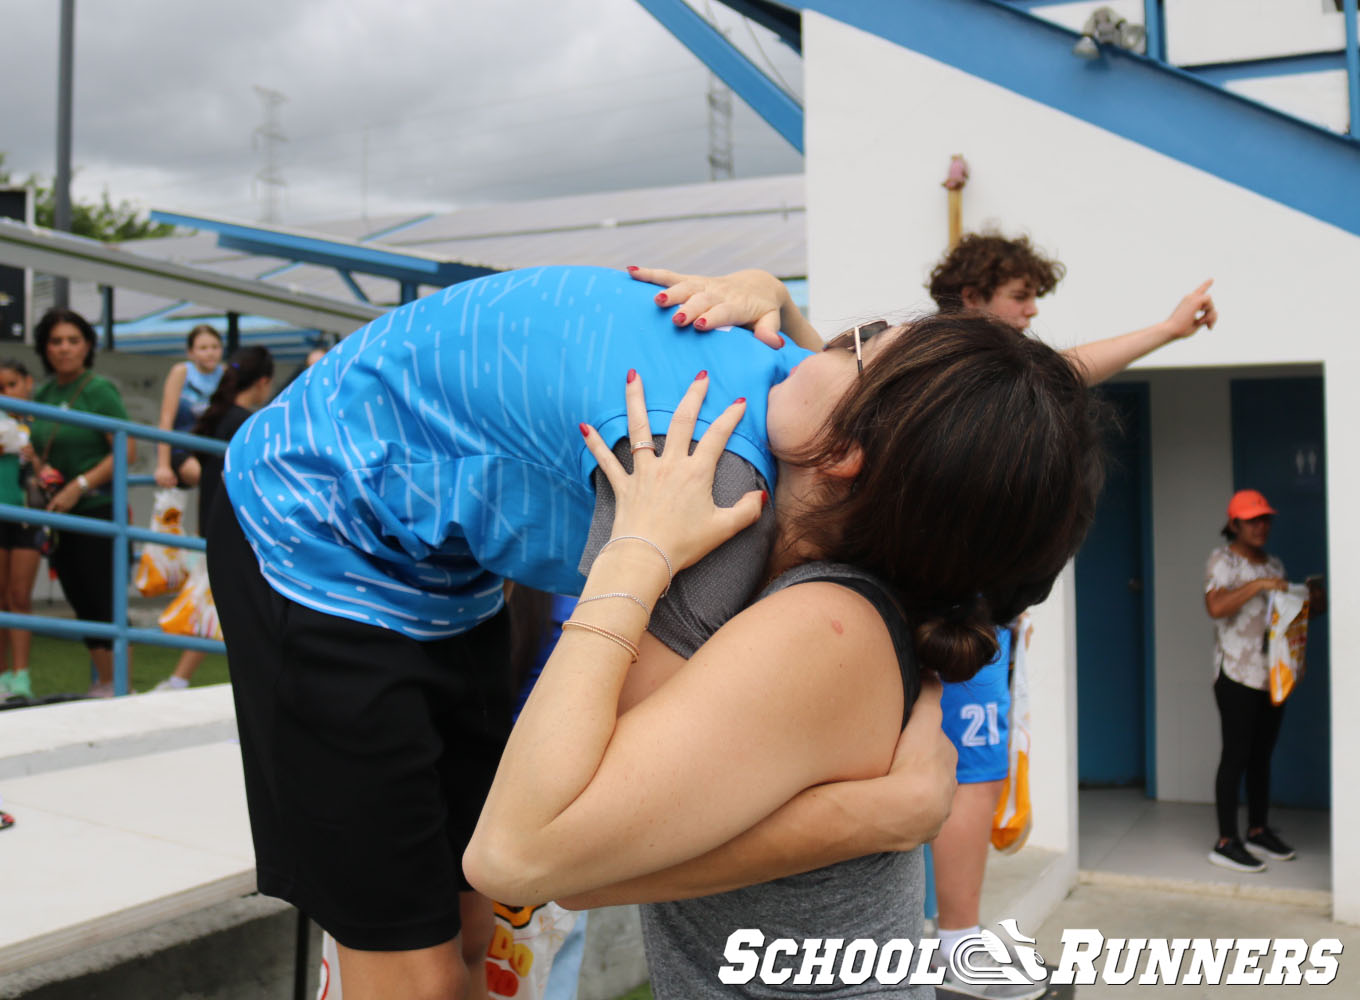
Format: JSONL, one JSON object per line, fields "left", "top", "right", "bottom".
{"left": 0, "top": 359, "right": 44, "bottom": 701}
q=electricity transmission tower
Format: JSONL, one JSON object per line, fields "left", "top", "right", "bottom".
{"left": 706, "top": 73, "right": 734, "bottom": 181}
{"left": 252, "top": 86, "right": 287, "bottom": 223}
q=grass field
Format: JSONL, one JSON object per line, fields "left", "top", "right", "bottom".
{"left": 8, "top": 627, "right": 229, "bottom": 697}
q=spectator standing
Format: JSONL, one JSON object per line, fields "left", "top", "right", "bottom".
{"left": 1203, "top": 489, "right": 1296, "bottom": 872}
{"left": 28, "top": 308, "right": 135, "bottom": 698}
{"left": 153, "top": 324, "right": 223, "bottom": 490}
{"left": 922, "top": 233, "right": 1217, "bottom": 997}
{"left": 153, "top": 347, "right": 273, "bottom": 692}
{"left": 0, "top": 360, "right": 41, "bottom": 700}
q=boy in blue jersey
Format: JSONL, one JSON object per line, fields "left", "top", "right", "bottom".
{"left": 207, "top": 266, "right": 818, "bottom": 995}
{"left": 222, "top": 266, "right": 808, "bottom": 637}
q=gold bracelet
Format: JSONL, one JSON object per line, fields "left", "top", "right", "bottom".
{"left": 598, "top": 535, "right": 673, "bottom": 596}
{"left": 576, "top": 591, "right": 651, "bottom": 617}
{"left": 561, "top": 619, "right": 640, "bottom": 662}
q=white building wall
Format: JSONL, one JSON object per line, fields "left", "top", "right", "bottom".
{"left": 801, "top": 10, "right": 1360, "bottom": 921}
{"left": 1165, "top": 0, "right": 1348, "bottom": 64}
{"left": 1029, "top": 0, "right": 1353, "bottom": 135}
{"left": 1139, "top": 369, "right": 1240, "bottom": 803}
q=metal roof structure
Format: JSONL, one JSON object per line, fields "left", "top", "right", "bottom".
{"left": 660, "top": 0, "right": 1360, "bottom": 239}
{"left": 0, "top": 220, "right": 383, "bottom": 336}
{"left": 38, "top": 172, "right": 806, "bottom": 353}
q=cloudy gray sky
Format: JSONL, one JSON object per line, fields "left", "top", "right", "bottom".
{"left": 2, "top": 0, "right": 804, "bottom": 226}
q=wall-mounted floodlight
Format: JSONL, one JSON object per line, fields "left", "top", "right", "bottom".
{"left": 1072, "top": 6, "right": 1147, "bottom": 59}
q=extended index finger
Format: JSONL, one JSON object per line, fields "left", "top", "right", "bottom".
{"left": 626, "top": 265, "right": 689, "bottom": 289}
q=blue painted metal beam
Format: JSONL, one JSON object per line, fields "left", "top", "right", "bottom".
{"left": 796, "top": 0, "right": 1360, "bottom": 238}
{"left": 1143, "top": 0, "right": 1165, "bottom": 63}
{"left": 0, "top": 610, "right": 224, "bottom": 654}
{"left": 336, "top": 268, "right": 371, "bottom": 304}
{"left": 636, "top": 0, "right": 804, "bottom": 152}
{"left": 721, "top": 0, "right": 801, "bottom": 52}
{"left": 1347, "top": 0, "right": 1360, "bottom": 135}
{"left": 149, "top": 210, "right": 499, "bottom": 287}
{"left": 0, "top": 396, "right": 226, "bottom": 453}
{"left": 1184, "top": 51, "right": 1347, "bottom": 85}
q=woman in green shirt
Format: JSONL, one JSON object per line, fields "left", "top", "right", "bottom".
{"left": 28, "top": 308, "right": 135, "bottom": 698}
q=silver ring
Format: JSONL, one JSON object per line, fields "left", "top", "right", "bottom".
{"left": 632, "top": 440, "right": 656, "bottom": 454}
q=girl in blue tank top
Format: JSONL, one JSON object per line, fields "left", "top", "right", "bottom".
{"left": 154, "top": 324, "right": 224, "bottom": 488}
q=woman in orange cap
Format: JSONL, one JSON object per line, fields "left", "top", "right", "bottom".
{"left": 1203, "top": 489, "right": 1293, "bottom": 873}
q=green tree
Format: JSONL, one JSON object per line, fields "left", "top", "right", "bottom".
{"left": 0, "top": 152, "right": 175, "bottom": 242}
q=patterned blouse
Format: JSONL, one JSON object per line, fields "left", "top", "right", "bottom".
{"left": 1204, "top": 544, "right": 1287, "bottom": 690}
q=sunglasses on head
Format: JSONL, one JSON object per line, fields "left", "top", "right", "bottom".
{"left": 825, "top": 321, "right": 891, "bottom": 374}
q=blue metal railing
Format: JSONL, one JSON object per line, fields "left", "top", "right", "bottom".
{"left": 0, "top": 396, "right": 228, "bottom": 696}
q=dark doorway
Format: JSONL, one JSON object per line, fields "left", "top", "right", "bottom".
{"left": 1230, "top": 375, "right": 1329, "bottom": 808}
{"left": 1076, "top": 383, "right": 1153, "bottom": 790}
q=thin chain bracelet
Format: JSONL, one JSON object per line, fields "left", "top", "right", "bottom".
{"left": 561, "top": 620, "right": 640, "bottom": 662}
{"left": 576, "top": 592, "right": 652, "bottom": 617}
{"left": 598, "top": 535, "right": 674, "bottom": 596}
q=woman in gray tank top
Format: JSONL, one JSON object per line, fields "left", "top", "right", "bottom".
{"left": 467, "top": 306, "right": 1105, "bottom": 998}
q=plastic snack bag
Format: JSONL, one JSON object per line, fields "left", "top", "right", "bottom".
{"left": 992, "top": 614, "right": 1033, "bottom": 854}
{"left": 134, "top": 488, "right": 190, "bottom": 597}
{"left": 485, "top": 901, "right": 583, "bottom": 999}
{"left": 1266, "top": 584, "right": 1310, "bottom": 706}
{"left": 157, "top": 554, "right": 221, "bottom": 640}
{"left": 317, "top": 904, "right": 585, "bottom": 1000}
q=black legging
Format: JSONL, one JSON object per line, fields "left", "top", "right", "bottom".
{"left": 1213, "top": 670, "right": 1285, "bottom": 840}
{"left": 49, "top": 505, "right": 115, "bottom": 651}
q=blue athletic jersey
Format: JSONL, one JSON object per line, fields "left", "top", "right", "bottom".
{"left": 940, "top": 625, "right": 1013, "bottom": 784}
{"left": 224, "top": 266, "right": 812, "bottom": 640}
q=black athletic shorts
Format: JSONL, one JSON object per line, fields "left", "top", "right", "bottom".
{"left": 206, "top": 495, "right": 513, "bottom": 951}
{"left": 0, "top": 519, "right": 45, "bottom": 551}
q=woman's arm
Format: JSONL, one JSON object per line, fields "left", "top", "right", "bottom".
{"left": 1205, "top": 576, "right": 1285, "bottom": 619}
{"left": 1064, "top": 280, "right": 1217, "bottom": 386}
{"left": 154, "top": 363, "right": 187, "bottom": 487}
{"left": 464, "top": 376, "right": 903, "bottom": 906}
{"left": 45, "top": 433, "right": 134, "bottom": 514}
{"left": 557, "top": 676, "right": 957, "bottom": 909}
{"left": 628, "top": 266, "right": 824, "bottom": 351}
{"left": 469, "top": 582, "right": 903, "bottom": 906}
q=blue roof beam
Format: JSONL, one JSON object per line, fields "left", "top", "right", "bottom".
{"left": 336, "top": 268, "right": 371, "bottom": 304}
{"left": 1347, "top": 0, "right": 1359, "bottom": 136}
{"left": 1182, "top": 51, "right": 1349, "bottom": 86}
{"left": 634, "top": 0, "right": 805, "bottom": 153}
{"left": 720, "top": 0, "right": 802, "bottom": 53}
{"left": 149, "top": 210, "right": 500, "bottom": 289}
{"left": 789, "top": 0, "right": 1360, "bottom": 239}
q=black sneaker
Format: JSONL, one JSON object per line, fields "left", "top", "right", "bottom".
{"left": 1209, "top": 837, "right": 1267, "bottom": 873}
{"left": 1246, "top": 827, "right": 1296, "bottom": 861}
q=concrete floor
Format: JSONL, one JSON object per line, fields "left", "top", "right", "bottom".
{"left": 1021, "top": 787, "right": 1355, "bottom": 998}
{"left": 1079, "top": 786, "right": 1330, "bottom": 897}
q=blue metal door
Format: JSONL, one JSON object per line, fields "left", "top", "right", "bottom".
{"left": 1230, "top": 376, "right": 1330, "bottom": 808}
{"left": 1075, "top": 384, "right": 1153, "bottom": 788}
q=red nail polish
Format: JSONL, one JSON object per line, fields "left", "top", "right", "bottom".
{"left": 694, "top": 317, "right": 708, "bottom": 330}
{"left": 579, "top": 423, "right": 589, "bottom": 438}
{"left": 655, "top": 293, "right": 668, "bottom": 306}
{"left": 696, "top": 370, "right": 707, "bottom": 381}
{"left": 734, "top": 397, "right": 746, "bottom": 405}
{"left": 674, "top": 312, "right": 687, "bottom": 325}
{"left": 626, "top": 266, "right": 638, "bottom": 272}
{"left": 761, "top": 490, "right": 769, "bottom": 507}
{"left": 775, "top": 335, "right": 786, "bottom": 348}
{"left": 627, "top": 369, "right": 637, "bottom": 384}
